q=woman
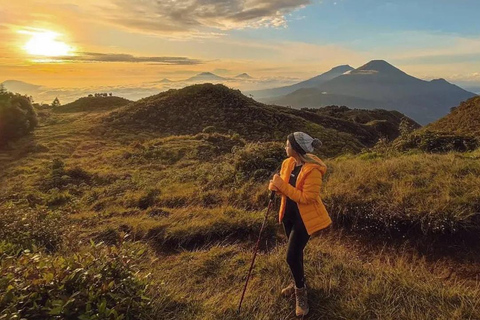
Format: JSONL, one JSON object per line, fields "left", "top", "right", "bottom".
{"left": 268, "top": 132, "right": 332, "bottom": 317}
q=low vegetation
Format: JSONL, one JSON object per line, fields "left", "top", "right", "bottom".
{"left": 0, "top": 87, "right": 38, "bottom": 147}
{"left": 1, "top": 85, "right": 479, "bottom": 318}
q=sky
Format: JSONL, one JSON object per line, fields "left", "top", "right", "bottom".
{"left": 1, "top": 0, "right": 480, "bottom": 102}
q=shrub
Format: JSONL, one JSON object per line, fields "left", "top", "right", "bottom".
{"left": 232, "top": 141, "right": 285, "bottom": 181}
{"left": 0, "top": 90, "right": 38, "bottom": 147}
{"left": 394, "top": 131, "right": 479, "bottom": 153}
{"left": 0, "top": 207, "right": 65, "bottom": 254}
{"left": 0, "top": 242, "right": 153, "bottom": 319}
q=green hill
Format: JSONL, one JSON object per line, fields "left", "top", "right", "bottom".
{"left": 393, "top": 96, "right": 480, "bottom": 153}
{"left": 422, "top": 96, "right": 480, "bottom": 137}
{"left": 0, "top": 90, "right": 479, "bottom": 319}
{"left": 300, "top": 105, "right": 420, "bottom": 144}
{"left": 103, "top": 84, "right": 418, "bottom": 156}
{"left": 53, "top": 96, "right": 131, "bottom": 113}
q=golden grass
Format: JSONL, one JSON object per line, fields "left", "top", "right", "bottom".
{"left": 1, "top": 110, "right": 480, "bottom": 319}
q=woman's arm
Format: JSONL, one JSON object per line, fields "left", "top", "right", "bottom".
{"left": 272, "top": 169, "right": 322, "bottom": 204}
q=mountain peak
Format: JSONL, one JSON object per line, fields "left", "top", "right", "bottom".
{"left": 235, "top": 73, "right": 253, "bottom": 79}
{"left": 329, "top": 65, "right": 354, "bottom": 73}
{"left": 353, "top": 60, "right": 405, "bottom": 75}
{"left": 430, "top": 78, "right": 449, "bottom": 84}
{"left": 186, "top": 72, "right": 226, "bottom": 82}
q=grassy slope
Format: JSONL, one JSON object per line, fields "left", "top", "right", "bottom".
{"left": 1, "top": 108, "right": 479, "bottom": 319}
{"left": 422, "top": 96, "right": 480, "bottom": 137}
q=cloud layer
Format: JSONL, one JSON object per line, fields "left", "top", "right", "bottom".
{"left": 104, "top": 0, "right": 311, "bottom": 35}
{"left": 56, "top": 52, "right": 203, "bottom": 64}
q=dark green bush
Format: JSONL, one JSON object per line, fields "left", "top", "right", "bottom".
{"left": 0, "top": 242, "right": 153, "bottom": 319}
{"left": 0, "top": 207, "right": 65, "bottom": 254}
{"left": 232, "top": 141, "right": 285, "bottom": 181}
{"left": 395, "top": 130, "right": 479, "bottom": 153}
{"left": 0, "top": 89, "right": 38, "bottom": 147}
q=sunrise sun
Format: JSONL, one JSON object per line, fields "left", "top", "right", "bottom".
{"left": 20, "top": 29, "right": 75, "bottom": 57}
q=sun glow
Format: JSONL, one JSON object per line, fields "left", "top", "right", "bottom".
{"left": 19, "top": 29, "right": 75, "bottom": 57}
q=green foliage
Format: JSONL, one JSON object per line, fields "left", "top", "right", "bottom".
{"left": 232, "top": 141, "right": 285, "bottom": 181}
{"left": 0, "top": 242, "right": 153, "bottom": 320}
{"left": 42, "top": 159, "right": 109, "bottom": 191}
{"left": 394, "top": 130, "right": 479, "bottom": 153}
{"left": 0, "top": 90, "right": 38, "bottom": 146}
{"left": 0, "top": 207, "right": 65, "bottom": 254}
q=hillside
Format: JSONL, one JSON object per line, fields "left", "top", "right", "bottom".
{"left": 0, "top": 104, "right": 479, "bottom": 319}
{"left": 53, "top": 96, "right": 132, "bottom": 113}
{"left": 392, "top": 96, "right": 480, "bottom": 153}
{"left": 268, "top": 60, "right": 477, "bottom": 125}
{"left": 422, "top": 96, "right": 480, "bottom": 136}
{"left": 301, "top": 105, "right": 421, "bottom": 142}
{"left": 103, "top": 83, "right": 418, "bottom": 156}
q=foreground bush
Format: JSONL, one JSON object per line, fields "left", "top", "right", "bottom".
{"left": 0, "top": 207, "right": 65, "bottom": 254}
{"left": 0, "top": 242, "right": 153, "bottom": 320}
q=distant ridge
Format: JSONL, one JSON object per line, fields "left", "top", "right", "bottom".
{"left": 247, "top": 65, "right": 354, "bottom": 99}
{"left": 186, "top": 72, "right": 226, "bottom": 82}
{"left": 235, "top": 73, "right": 253, "bottom": 79}
{"left": 268, "top": 60, "right": 477, "bottom": 125}
{"left": 1, "top": 80, "right": 43, "bottom": 94}
{"left": 53, "top": 96, "right": 131, "bottom": 113}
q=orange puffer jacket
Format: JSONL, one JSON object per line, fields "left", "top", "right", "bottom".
{"left": 276, "top": 154, "right": 332, "bottom": 235}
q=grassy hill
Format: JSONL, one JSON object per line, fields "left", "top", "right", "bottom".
{"left": 0, "top": 88, "right": 479, "bottom": 319}
{"left": 393, "top": 96, "right": 480, "bottom": 153}
{"left": 53, "top": 96, "right": 131, "bottom": 113}
{"left": 104, "top": 84, "right": 418, "bottom": 156}
{"left": 422, "top": 96, "right": 480, "bottom": 137}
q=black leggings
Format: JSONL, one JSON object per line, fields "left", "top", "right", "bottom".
{"left": 283, "top": 211, "right": 310, "bottom": 288}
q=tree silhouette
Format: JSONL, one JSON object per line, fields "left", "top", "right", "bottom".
{"left": 52, "top": 97, "right": 61, "bottom": 107}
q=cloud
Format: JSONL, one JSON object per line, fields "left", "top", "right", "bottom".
{"left": 55, "top": 52, "right": 203, "bottom": 65}
{"left": 101, "top": 0, "right": 311, "bottom": 35}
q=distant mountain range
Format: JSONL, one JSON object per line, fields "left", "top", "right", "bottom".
{"left": 248, "top": 60, "right": 477, "bottom": 125}
{"left": 247, "top": 65, "right": 354, "bottom": 99}
{"left": 2, "top": 60, "right": 478, "bottom": 125}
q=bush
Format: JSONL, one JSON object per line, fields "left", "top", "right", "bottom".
{"left": 394, "top": 131, "right": 479, "bottom": 153}
{"left": 0, "top": 90, "right": 38, "bottom": 147}
{"left": 0, "top": 242, "right": 153, "bottom": 319}
{"left": 232, "top": 141, "right": 285, "bottom": 181}
{"left": 0, "top": 207, "right": 65, "bottom": 254}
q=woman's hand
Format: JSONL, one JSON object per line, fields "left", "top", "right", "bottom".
{"left": 268, "top": 174, "right": 284, "bottom": 192}
{"left": 268, "top": 181, "right": 279, "bottom": 192}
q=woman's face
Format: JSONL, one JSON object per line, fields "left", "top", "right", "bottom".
{"left": 285, "top": 139, "right": 294, "bottom": 157}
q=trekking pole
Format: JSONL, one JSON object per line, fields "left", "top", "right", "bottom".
{"left": 237, "top": 165, "right": 281, "bottom": 314}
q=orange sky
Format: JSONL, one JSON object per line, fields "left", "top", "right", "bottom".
{"left": 1, "top": 0, "right": 479, "bottom": 93}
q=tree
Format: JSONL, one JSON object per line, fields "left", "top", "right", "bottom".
{"left": 0, "top": 92, "right": 38, "bottom": 147}
{"left": 52, "top": 97, "right": 61, "bottom": 108}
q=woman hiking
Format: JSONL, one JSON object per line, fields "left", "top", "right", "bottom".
{"left": 268, "top": 132, "right": 332, "bottom": 317}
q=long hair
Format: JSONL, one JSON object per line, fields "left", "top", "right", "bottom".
{"left": 298, "top": 152, "right": 324, "bottom": 167}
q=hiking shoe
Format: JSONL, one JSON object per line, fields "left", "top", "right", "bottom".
{"left": 281, "top": 282, "right": 295, "bottom": 298}
{"left": 295, "top": 285, "right": 309, "bottom": 317}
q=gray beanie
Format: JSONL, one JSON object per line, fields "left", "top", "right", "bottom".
{"left": 289, "top": 132, "right": 322, "bottom": 154}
